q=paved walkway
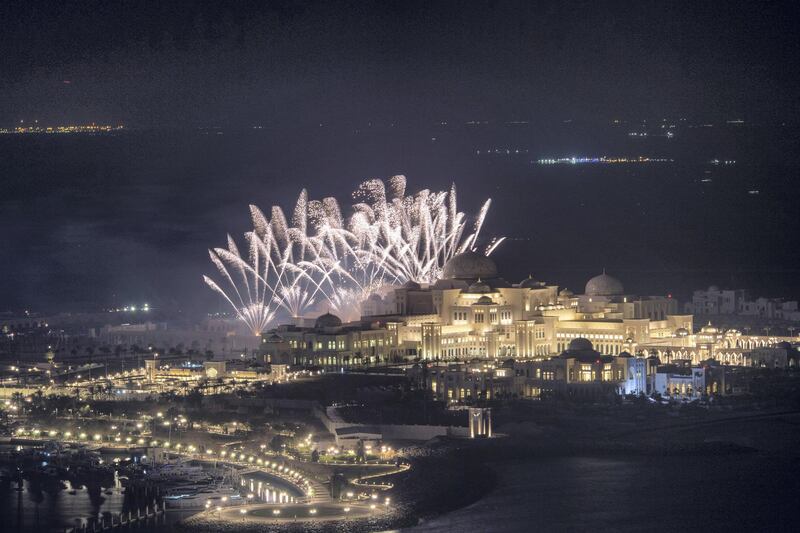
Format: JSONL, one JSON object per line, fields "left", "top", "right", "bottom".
{"left": 213, "top": 501, "right": 378, "bottom": 525}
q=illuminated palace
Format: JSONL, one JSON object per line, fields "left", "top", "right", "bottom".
{"left": 262, "top": 251, "right": 793, "bottom": 368}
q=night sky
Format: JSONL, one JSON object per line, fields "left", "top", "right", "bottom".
{"left": 2, "top": 1, "right": 800, "bottom": 314}
{"left": 3, "top": 1, "right": 800, "bottom": 125}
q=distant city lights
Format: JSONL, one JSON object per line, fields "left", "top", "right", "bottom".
{"left": 536, "top": 156, "right": 673, "bottom": 165}
{"left": 108, "top": 303, "right": 151, "bottom": 313}
{"left": 0, "top": 122, "right": 124, "bottom": 135}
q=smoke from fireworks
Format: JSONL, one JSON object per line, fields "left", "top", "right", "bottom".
{"left": 204, "top": 176, "right": 502, "bottom": 335}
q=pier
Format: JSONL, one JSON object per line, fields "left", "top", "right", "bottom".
{"left": 63, "top": 502, "right": 164, "bottom": 533}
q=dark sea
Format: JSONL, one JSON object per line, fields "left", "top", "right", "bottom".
{"left": 403, "top": 454, "right": 800, "bottom": 533}
{"left": 5, "top": 454, "right": 797, "bottom": 532}
{"left": 2, "top": 120, "right": 799, "bottom": 314}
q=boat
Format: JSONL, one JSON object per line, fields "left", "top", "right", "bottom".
{"left": 147, "top": 462, "right": 208, "bottom": 482}
{"left": 163, "top": 486, "right": 242, "bottom": 509}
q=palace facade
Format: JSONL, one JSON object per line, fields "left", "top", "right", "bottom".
{"left": 261, "top": 252, "right": 795, "bottom": 369}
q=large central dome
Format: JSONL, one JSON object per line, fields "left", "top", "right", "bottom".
{"left": 442, "top": 251, "right": 498, "bottom": 280}
{"left": 315, "top": 312, "right": 342, "bottom": 329}
{"left": 585, "top": 272, "right": 624, "bottom": 296}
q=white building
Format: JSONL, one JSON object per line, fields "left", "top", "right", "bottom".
{"left": 685, "top": 286, "right": 799, "bottom": 321}
{"left": 654, "top": 365, "right": 706, "bottom": 401}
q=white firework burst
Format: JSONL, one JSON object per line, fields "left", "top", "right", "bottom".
{"left": 205, "top": 175, "right": 502, "bottom": 333}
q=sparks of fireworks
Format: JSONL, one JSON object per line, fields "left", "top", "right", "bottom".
{"left": 205, "top": 176, "right": 502, "bottom": 331}
{"left": 350, "top": 177, "right": 497, "bottom": 284}
{"left": 203, "top": 234, "right": 277, "bottom": 336}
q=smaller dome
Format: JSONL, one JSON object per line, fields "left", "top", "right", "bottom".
{"left": 473, "top": 295, "right": 495, "bottom": 305}
{"left": 315, "top": 312, "right": 342, "bottom": 329}
{"left": 368, "top": 293, "right": 383, "bottom": 301}
{"left": 585, "top": 271, "right": 624, "bottom": 296}
{"left": 519, "top": 275, "right": 545, "bottom": 289}
{"left": 402, "top": 280, "right": 421, "bottom": 290}
{"left": 567, "top": 338, "right": 594, "bottom": 352}
{"left": 559, "top": 288, "right": 574, "bottom": 297}
{"left": 708, "top": 285, "right": 720, "bottom": 292}
{"left": 468, "top": 279, "right": 492, "bottom": 294}
{"left": 268, "top": 333, "right": 283, "bottom": 342}
{"left": 624, "top": 336, "right": 635, "bottom": 344}
{"left": 700, "top": 322, "right": 719, "bottom": 335}
{"left": 725, "top": 328, "right": 741, "bottom": 337}
{"left": 675, "top": 327, "right": 689, "bottom": 337}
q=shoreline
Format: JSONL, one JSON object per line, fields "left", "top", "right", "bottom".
{"left": 176, "top": 406, "right": 800, "bottom": 531}
{"left": 173, "top": 437, "right": 760, "bottom": 533}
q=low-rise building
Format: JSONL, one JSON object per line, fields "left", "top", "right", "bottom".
{"left": 653, "top": 363, "right": 707, "bottom": 401}
{"left": 261, "top": 313, "right": 406, "bottom": 368}
{"left": 421, "top": 338, "right": 659, "bottom": 403}
{"left": 685, "top": 286, "right": 799, "bottom": 321}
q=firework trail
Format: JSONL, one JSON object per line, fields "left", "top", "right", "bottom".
{"left": 203, "top": 234, "right": 277, "bottom": 337}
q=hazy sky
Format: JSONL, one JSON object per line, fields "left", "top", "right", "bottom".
{"left": 2, "top": 1, "right": 799, "bottom": 127}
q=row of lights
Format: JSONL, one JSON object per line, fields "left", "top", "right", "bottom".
{"left": 15, "top": 428, "right": 316, "bottom": 500}
{"left": 15, "top": 428, "right": 396, "bottom": 520}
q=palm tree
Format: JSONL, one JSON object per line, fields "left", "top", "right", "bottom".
{"left": 11, "top": 392, "right": 24, "bottom": 413}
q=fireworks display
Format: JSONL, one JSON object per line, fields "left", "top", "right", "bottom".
{"left": 204, "top": 176, "right": 502, "bottom": 335}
